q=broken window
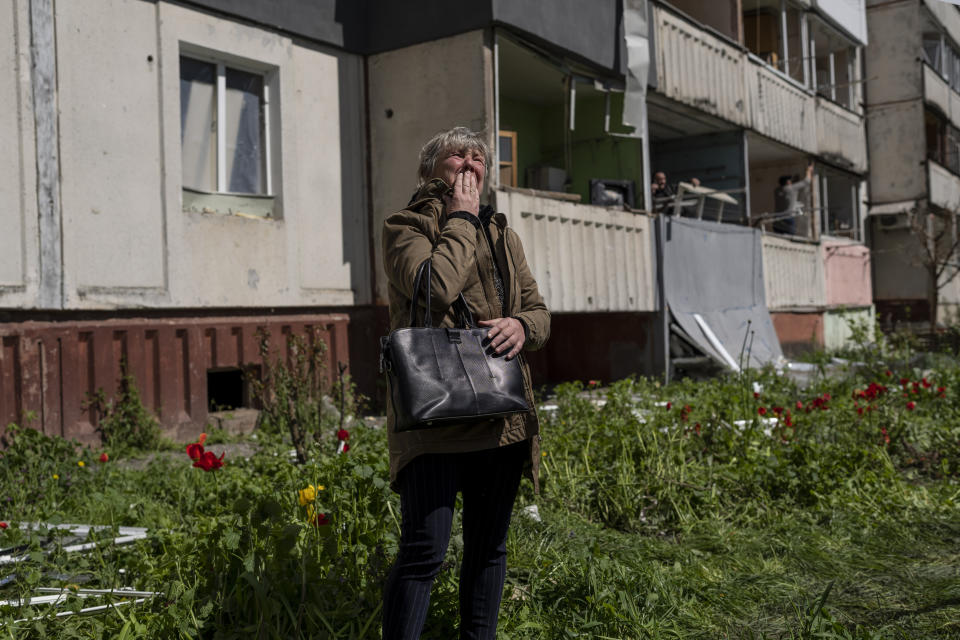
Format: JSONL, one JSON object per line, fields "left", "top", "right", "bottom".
{"left": 819, "top": 166, "right": 861, "bottom": 240}
{"left": 743, "top": 1, "right": 806, "bottom": 85}
{"left": 924, "top": 32, "right": 944, "bottom": 73}
{"left": 808, "top": 17, "right": 860, "bottom": 110}
{"left": 496, "top": 35, "right": 645, "bottom": 207}
{"left": 180, "top": 54, "right": 273, "bottom": 197}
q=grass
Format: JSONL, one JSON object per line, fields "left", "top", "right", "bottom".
{"left": 1, "top": 355, "right": 960, "bottom": 638}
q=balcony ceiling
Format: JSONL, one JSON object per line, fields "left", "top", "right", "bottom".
{"left": 746, "top": 131, "right": 803, "bottom": 164}
{"left": 647, "top": 93, "right": 738, "bottom": 141}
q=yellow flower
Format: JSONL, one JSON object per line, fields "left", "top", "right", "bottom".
{"left": 298, "top": 485, "right": 317, "bottom": 506}
{"left": 52, "top": 474, "right": 59, "bottom": 480}
{"left": 317, "top": 485, "right": 325, "bottom": 491}
{"left": 77, "top": 461, "right": 85, "bottom": 468}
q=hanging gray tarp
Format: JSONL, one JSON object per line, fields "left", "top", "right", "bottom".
{"left": 661, "top": 216, "right": 783, "bottom": 369}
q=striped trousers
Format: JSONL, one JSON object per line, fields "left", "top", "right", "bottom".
{"left": 381, "top": 441, "right": 527, "bottom": 640}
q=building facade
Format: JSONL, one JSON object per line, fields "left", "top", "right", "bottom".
{"left": 866, "top": 0, "right": 960, "bottom": 327}
{"left": 0, "top": 0, "right": 885, "bottom": 443}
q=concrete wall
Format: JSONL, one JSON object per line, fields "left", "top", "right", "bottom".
{"left": 866, "top": 100, "right": 926, "bottom": 204}
{"left": 0, "top": 0, "right": 38, "bottom": 309}
{"left": 824, "top": 240, "right": 872, "bottom": 306}
{"left": 771, "top": 311, "right": 824, "bottom": 355}
{"left": 0, "top": 0, "right": 369, "bottom": 311}
{"left": 824, "top": 305, "right": 874, "bottom": 350}
{"left": 870, "top": 222, "right": 927, "bottom": 301}
{"left": 864, "top": 0, "right": 920, "bottom": 106}
{"left": 368, "top": 29, "right": 493, "bottom": 304}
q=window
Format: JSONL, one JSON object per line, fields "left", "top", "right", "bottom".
{"left": 808, "top": 17, "right": 860, "bottom": 110}
{"left": 819, "top": 167, "right": 861, "bottom": 240}
{"left": 179, "top": 55, "right": 273, "bottom": 198}
{"left": 924, "top": 32, "right": 943, "bottom": 73}
{"left": 742, "top": 1, "right": 805, "bottom": 85}
{"left": 498, "top": 130, "right": 518, "bottom": 187}
{"left": 926, "top": 108, "right": 960, "bottom": 174}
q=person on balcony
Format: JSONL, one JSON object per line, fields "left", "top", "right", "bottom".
{"left": 772, "top": 162, "right": 815, "bottom": 235}
{"left": 380, "top": 126, "right": 550, "bottom": 640}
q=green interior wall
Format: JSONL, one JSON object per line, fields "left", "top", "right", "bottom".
{"left": 498, "top": 91, "right": 642, "bottom": 202}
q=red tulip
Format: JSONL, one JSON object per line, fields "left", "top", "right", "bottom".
{"left": 796, "top": 401, "right": 803, "bottom": 410}
{"left": 193, "top": 450, "right": 225, "bottom": 471}
{"left": 0, "top": 522, "right": 7, "bottom": 530}
{"left": 337, "top": 429, "right": 350, "bottom": 441}
{"left": 342, "top": 443, "right": 350, "bottom": 453}
{"left": 99, "top": 453, "right": 109, "bottom": 463}
{"left": 906, "top": 401, "right": 916, "bottom": 411}
{"left": 312, "top": 512, "right": 331, "bottom": 526}
{"left": 186, "top": 442, "right": 204, "bottom": 461}
{"left": 665, "top": 402, "right": 672, "bottom": 410}
{"left": 758, "top": 407, "right": 767, "bottom": 416}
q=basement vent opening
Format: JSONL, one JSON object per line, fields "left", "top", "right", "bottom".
{"left": 207, "top": 367, "right": 250, "bottom": 411}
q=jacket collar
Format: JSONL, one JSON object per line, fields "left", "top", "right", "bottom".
{"left": 407, "top": 179, "right": 508, "bottom": 228}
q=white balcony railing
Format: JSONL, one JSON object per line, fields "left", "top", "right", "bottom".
{"left": 495, "top": 189, "right": 656, "bottom": 313}
{"left": 928, "top": 160, "right": 960, "bottom": 211}
{"left": 653, "top": 6, "right": 749, "bottom": 126}
{"left": 815, "top": 97, "right": 868, "bottom": 173}
{"left": 762, "top": 235, "right": 826, "bottom": 310}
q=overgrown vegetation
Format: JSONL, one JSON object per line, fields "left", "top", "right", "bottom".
{"left": 2, "top": 336, "right": 960, "bottom": 637}
{"left": 82, "top": 360, "right": 161, "bottom": 453}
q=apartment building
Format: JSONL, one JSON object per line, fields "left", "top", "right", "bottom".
{"left": 865, "top": 0, "right": 960, "bottom": 327}
{"left": 649, "top": 0, "right": 873, "bottom": 361}
{"left": 1, "top": 0, "right": 879, "bottom": 442}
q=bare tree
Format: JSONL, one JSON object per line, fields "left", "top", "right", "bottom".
{"left": 909, "top": 205, "right": 960, "bottom": 334}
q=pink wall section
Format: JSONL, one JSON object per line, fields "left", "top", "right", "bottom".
{"left": 823, "top": 242, "right": 873, "bottom": 306}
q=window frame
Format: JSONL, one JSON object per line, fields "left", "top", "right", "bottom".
{"left": 178, "top": 45, "right": 280, "bottom": 215}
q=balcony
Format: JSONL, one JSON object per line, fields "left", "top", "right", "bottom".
{"left": 494, "top": 188, "right": 656, "bottom": 313}
{"left": 652, "top": 3, "right": 866, "bottom": 172}
{"left": 928, "top": 160, "right": 960, "bottom": 211}
{"left": 815, "top": 97, "right": 867, "bottom": 173}
{"left": 761, "top": 235, "right": 826, "bottom": 310}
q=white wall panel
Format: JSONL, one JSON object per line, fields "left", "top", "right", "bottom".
{"left": 762, "top": 235, "right": 826, "bottom": 309}
{"left": 816, "top": 98, "right": 867, "bottom": 172}
{"left": 0, "top": 0, "right": 37, "bottom": 305}
{"left": 750, "top": 64, "right": 816, "bottom": 151}
{"left": 56, "top": 0, "right": 166, "bottom": 296}
{"left": 496, "top": 190, "right": 655, "bottom": 313}
{"left": 653, "top": 5, "right": 749, "bottom": 126}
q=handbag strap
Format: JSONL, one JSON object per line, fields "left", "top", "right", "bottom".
{"left": 409, "top": 259, "right": 433, "bottom": 327}
{"left": 408, "top": 258, "right": 476, "bottom": 329}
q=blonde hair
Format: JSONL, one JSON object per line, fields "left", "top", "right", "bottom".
{"left": 417, "top": 127, "right": 491, "bottom": 186}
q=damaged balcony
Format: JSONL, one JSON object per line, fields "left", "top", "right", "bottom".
{"left": 493, "top": 35, "right": 656, "bottom": 314}
{"left": 652, "top": 1, "right": 867, "bottom": 173}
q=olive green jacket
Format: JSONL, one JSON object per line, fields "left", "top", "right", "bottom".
{"left": 382, "top": 179, "right": 551, "bottom": 491}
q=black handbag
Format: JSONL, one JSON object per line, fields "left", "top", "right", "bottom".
{"left": 380, "top": 259, "right": 531, "bottom": 431}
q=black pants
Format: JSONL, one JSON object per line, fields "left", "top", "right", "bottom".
{"left": 381, "top": 441, "right": 527, "bottom": 640}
